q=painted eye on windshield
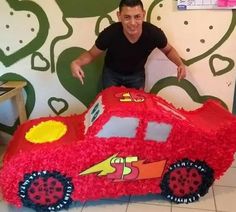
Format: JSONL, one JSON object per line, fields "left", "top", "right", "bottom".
{"left": 91, "top": 110, "right": 100, "bottom": 123}
{"left": 91, "top": 103, "right": 99, "bottom": 114}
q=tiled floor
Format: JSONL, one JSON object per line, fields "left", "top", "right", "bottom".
{"left": 0, "top": 144, "right": 235, "bottom": 212}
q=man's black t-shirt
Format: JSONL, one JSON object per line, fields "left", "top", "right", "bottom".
{"left": 95, "top": 22, "right": 167, "bottom": 75}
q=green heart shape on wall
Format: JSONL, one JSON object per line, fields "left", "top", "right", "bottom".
{"left": 48, "top": 97, "right": 69, "bottom": 115}
{"left": 146, "top": 0, "right": 236, "bottom": 66}
{"left": 56, "top": 47, "right": 104, "bottom": 108}
{"left": 31, "top": 52, "right": 50, "bottom": 71}
{"left": 0, "top": 0, "right": 49, "bottom": 67}
{"left": 0, "top": 73, "right": 35, "bottom": 135}
{"left": 150, "top": 76, "right": 228, "bottom": 109}
{"left": 209, "top": 54, "right": 234, "bottom": 76}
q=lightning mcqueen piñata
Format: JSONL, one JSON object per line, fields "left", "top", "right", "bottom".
{"left": 1, "top": 86, "right": 236, "bottom": 211}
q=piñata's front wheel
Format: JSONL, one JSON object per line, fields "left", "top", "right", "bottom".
{"left": 160, "top": 159, "right": 214, "bottom": 204}
{"left": 19, "top": 171, "right": 74, "bottom": 211}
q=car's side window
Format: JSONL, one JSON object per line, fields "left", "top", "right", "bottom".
{"left": 96, "top": 116, "right": 139, "bottom": 138}
{"left": 84, "top": 96, "right": 104, "bottom": 133}
{"left": 144, "top": 122, "right": 172, "bottom": 142}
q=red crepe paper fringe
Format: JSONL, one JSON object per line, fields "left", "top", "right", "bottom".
{"left": 0, "top": 86, "right": 236, "bottom": 210}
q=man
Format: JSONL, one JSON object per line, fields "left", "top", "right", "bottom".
{"left": 71, "top": 0, "right": 186, "bottom": 89}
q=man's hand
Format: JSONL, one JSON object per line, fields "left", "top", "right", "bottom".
{"left": 70, "top": 45, "right": 104, "bottom": 85}
{"left": 71, "top": 60, "right": 85, "bottom": 85}
{"left": 177, "top": 64, "right": 186, "bottom": 81}
{"left": 160, "top": 43, "right": 187, "bottom": 82}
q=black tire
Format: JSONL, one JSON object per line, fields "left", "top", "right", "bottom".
{"left": 160, "top": 158, "right": 214, "bottom": 204}
{"left": 19, "top": 171, "right": 74, "bottom": 211}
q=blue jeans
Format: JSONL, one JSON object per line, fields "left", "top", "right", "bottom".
{"left": 102, "top": 67, "right": 145, "bottom": 89}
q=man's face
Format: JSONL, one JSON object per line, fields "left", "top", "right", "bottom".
{"left": 117, "top": 5, "right": 145, "bottom": 38}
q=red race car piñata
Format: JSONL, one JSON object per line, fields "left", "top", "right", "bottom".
{"left": 1, "top": 86, "right": 236, "bottom": 211}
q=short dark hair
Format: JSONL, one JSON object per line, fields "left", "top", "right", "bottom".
{"left": 119, "top": 0, "right": 144, "bottom": 11}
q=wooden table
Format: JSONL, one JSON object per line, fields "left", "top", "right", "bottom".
{"left": 0, "top": 81, "right": 27, "bottom": 124}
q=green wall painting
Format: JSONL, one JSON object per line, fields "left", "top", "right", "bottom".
{"left": 209, "top": 54, "right": 235, "bottom": 76}
{"left": 147, "top": 0, "right": 236, "bottom": 66}
{"left": 0, "top": 0, "right": 49, "bottom": 67}
{"left": 48, "top": 97, "right": 69, "bottom": 116}
{"left": 150, "top": 77, "right": 228, "bottom": 109}
{"left": 55, "top": 0, "right": 119, "bottom": 18}
{"left": 31, "top": 52, "right": 50, "bottom": 71}
{"left": 56, "top": 47, "right": 104, "bottom": 107}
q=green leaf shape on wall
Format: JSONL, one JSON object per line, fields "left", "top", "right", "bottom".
{"left": 55, "top": 0, "right": 119, "bottom": 18}
{"left": 0, "top": 73, "right": 35, "bottom": 135}
{"left": 209, "top": 54, "right": 235, "bottom": 76}
{"left": 150, "top": 77, "right": 228, "bottom": 110}
{"left": 56, "top": 47, "right": 104, "bottom": 108}
{"left": 0, "top": 0, "right": 49, "bottom": 67}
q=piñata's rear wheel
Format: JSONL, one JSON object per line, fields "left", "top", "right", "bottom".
{"left": 160, "top": 159, "right": 214, "bottom": 204}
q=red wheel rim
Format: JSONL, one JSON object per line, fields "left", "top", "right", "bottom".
{"left": 169, "top": 167, "right": 202, "bottom": 197}
{"left": 27, "top": 176, "right": 64, "bottom": 205}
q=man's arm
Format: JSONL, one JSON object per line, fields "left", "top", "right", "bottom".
{"left": 160, "top": 43, "right": 186, "bottom": 81}
{"left": 71, "top": 45, "right": 104, "bottom": 84}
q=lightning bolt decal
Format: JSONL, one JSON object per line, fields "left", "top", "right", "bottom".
{"left": 79, "top": 154, "right": 117, "bottom": 176}
{"left": 79, "top": 154, "right": 167, "bottom": 181}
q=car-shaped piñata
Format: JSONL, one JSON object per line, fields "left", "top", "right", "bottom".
{"left": 1, "top": 86, "right": 236, "bottom": 211}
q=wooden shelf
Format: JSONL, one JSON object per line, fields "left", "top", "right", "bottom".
{"left": 0, "top": 81, "right": 27, "bottom": 124}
